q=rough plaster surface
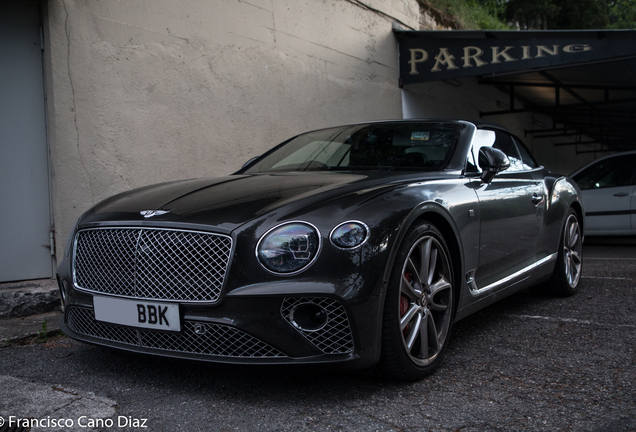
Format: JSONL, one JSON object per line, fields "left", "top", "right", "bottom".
{"left": 44, "top": 0, "right": 421, "bottom": 261}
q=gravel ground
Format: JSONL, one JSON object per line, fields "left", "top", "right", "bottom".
{"left": 0, "top": 242, "right": 634, "bottom": 431}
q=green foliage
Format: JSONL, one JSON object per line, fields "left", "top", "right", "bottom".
{"left": 478, "top": 0, "right": 513, "bottom": 21}
{"left": 505, "top": 0, "right": 561, "bottom": 29}
{"left": 502, "top": 0, "right": 633, "bottom": 29}
{"left": 605, "top": 0, "right": 636, "bottom": 28}
{"left": 426, "top": 0, "right": 512, "bottom": 29}
{"left": 551, "top": 0, "right": 609, "bottom": 29}
{"left": 423, "top": 0, "right": 636, "bottom": 30}
{"left": 36, "top": 320, "right": 48, "bottom": 343}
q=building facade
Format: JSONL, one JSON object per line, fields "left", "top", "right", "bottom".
{"left": 1, "top": 0, "right": 589, "bottom": 283}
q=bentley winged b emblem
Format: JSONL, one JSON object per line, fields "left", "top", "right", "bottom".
{"left": 140, "top": 210, "right": 170, "bottom": 218}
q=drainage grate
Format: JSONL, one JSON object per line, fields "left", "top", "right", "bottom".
{"left": 281, "top": 297, "right": 354, "bottom": 354}
{"left": 66, "top": 306, "right": 286, "bottom": 358}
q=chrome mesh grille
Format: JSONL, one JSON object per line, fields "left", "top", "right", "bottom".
{"left": 281, "top": 297, "right": 354, "bottom": 354}
{"left": 73, "top": 228, "right": 232, "bottom": 302}
{"left": 66, "top": 307, "right": 286, "bottom": 358}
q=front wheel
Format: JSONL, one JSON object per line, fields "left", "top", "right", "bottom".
{"left": 546, "top": 209, "right": 583, "bottom": 296}
{"left": 379, "top": 221, "right": 455, "bottom": 381}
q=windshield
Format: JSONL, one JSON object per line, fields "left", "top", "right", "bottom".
{"left": 244, "top": 122, "right": 464, "bottom": 173}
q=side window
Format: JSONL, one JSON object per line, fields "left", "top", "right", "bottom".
{"left": 572, "top": 155, "right": 636, "bottom": 190}
{"left": 492, "top": 131, "right": 525, "bottom": 171}
{"left": 513, "top": 137, "right": 539, "bottom": 170}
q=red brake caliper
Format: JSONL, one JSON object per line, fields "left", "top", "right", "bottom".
{"left": 401, "top": 272, "right": 411, "bottom": 335}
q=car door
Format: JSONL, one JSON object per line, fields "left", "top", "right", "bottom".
{"left": 572, "top": 154, "right": 636, "bottom": 234}
{"left": 468, "top": 129, "right": 545, "bottom": 291}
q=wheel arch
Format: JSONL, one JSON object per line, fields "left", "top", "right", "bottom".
{"left": 421, "top": 212, "right": 464, "bottom": 318}
{"left": 569, "top": 198, "right": 585, "bottom": 237}
{"left": 549, "top": 176, "right": 585, "bottom": 235}
{"left": 381, "top": 203, "right": 465, "bottom": 317}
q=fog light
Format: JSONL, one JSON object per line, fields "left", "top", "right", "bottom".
{"left": 330, "top": 221, "right": 369, "bottom": 249}
{"left": 290, "top": 303, "right": 328, "bottom": 332}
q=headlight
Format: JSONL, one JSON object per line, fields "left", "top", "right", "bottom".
{"left": 330, "top": 221, "right": 369, "bottom": 249}
{"left": 256, "top": 222, "right": 321, "bottom": 275}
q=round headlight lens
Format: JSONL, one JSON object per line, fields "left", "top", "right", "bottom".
{"left": 330, "top": 221, "right": 369, "bottom": 249}
{"left": 257, "top": 222, "right": 321, "bottom": 274}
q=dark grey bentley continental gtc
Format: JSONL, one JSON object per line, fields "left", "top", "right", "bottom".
{"left": 56, "top": 120, "right": 584, "bottom": 380}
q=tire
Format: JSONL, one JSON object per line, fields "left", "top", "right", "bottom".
{"left": 545, "top": 209, "right": 583, "bottom": 296}
{"left": 379, "top": 221, "right": 455, "bottom": 381}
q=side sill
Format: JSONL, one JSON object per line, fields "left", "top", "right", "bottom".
{"left": 468, "top": 253, "right": 557, "bottom": 296}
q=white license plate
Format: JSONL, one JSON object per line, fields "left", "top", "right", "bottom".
{"left": 93, "top": 296, "right": 181, "bottom": 332}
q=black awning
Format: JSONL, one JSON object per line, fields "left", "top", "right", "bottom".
{"left": 396, "top": 30, "right": 636, "bottom": 85}
{"left": 396, "top": 30, "right": 636, "bottom": 153}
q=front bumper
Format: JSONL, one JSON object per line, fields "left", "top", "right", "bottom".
{"left": 57, "top": 278, "right": 382, "bottom": 368}
{"left": 56, "top": 223, "right": 387, "bottom": 369}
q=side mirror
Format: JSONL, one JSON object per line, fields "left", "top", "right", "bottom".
{"left": 478, "top": 147, "right": 510, "bottom": 183}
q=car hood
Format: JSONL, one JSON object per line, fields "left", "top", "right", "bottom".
{"left": 79, "top": 171, "right": 451, "bottom": 232}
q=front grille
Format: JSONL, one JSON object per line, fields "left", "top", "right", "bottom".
{"left": 66, "top": 307, "right": 286, "bottom": 358}
{"left": 73, "top": 228, "right": 232, "bottom": 302}
{"left": 281, "top": 297, "right": 354, "bottom": 354}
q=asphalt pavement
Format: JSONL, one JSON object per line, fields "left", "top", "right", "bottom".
{"left": 0, "top": 241, "right": 634, "bottom": 431}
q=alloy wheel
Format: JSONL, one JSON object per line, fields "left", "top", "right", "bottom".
{"left": 563, "top": 213, "right": 582, "bottom": 288}
{"left": 399, "top": 235, "right": 453, "bottom": 366}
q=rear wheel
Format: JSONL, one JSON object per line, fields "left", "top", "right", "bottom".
{"left": 379, "top": 221, "right": 455, "bottom": 381}
{"left": 546, "top": 209, "right": 583, "bottom": 296}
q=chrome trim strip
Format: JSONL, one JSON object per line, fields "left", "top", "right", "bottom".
{"left": 470, "top": 253, "right": 558, "bottom": 295}
{"left": 489, "top": 178, "right": 543, "bottom": 184}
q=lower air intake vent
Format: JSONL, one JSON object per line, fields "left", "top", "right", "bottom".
{"left": 281, "top": 297, "right": 354, "bottom": 354}
{"left": 66, "top": 307, "right": 286, "bottom": 358}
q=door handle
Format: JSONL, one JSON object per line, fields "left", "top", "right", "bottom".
{"left": 613, "top": 192, "right": 630, "bottom": 197}
{"left": 531, "top": 193, "right": 543, "bottom": 205}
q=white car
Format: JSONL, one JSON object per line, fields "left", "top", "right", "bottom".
{"left": 571, "top": 151, "right": 636, "bottom": 236}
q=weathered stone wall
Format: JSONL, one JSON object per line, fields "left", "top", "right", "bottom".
{"left": 0, "top": 280, "right": 60, "bottom": 318}
{"left": 43, "top": 0, "right": 422, "bottom": 260}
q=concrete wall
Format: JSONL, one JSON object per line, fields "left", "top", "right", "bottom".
{"left": 531, "top": 134, "right": 598, "bottom": 176}
{"left": 43, "top": 0, "right": 422, "bottom": 261}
